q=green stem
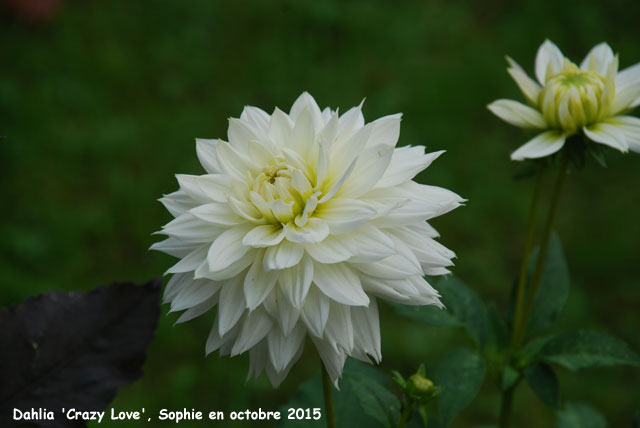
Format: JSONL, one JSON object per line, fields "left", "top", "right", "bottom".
{"left": 397, "top": 399, "right": 411, "bottom": 428}
{"left": 515, "top": 155, "right": 570, "bottom": 347}
{"left": 321, "top": 362, "right": 337, "bottom": 428}
{"left": 510, "top": 169, "right": 544, "bottom": 346}
{"left": 499, "top": 386, "right": 514, "bottom": 428}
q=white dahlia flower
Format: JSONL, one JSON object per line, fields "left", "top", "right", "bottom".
{"left": 488, "top": 40, "right": 640, "bottom": 160}
{"left": 152, "top": 92, "right": 463, "bottom": 386}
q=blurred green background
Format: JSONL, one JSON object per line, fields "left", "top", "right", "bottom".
{"left": 1, "top": 0, "right": 639, "bottom": 426}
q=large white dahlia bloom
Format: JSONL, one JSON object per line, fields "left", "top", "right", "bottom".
{"left": 152, "top": 92, "right": 463, "bottom": 386}
{"left": 488, "top": 40, "right": 640, "bottom": 160}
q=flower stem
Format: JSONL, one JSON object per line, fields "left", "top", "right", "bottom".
{"left": 499, "top": 385, "right": 514, "bottom": 428}
{"left": 321, "top": 362, "right": 337, "bottom": 428}
{"left": 397, "top": 399, "right": 411, "bottom": 428}
{"left": 510, "top": 169, "right": 544, "bottom": 346}
{"left": 515, "top": 155, "right": 570, "bottom": 347}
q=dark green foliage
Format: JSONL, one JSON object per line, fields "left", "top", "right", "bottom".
{"left": 524, "top": 363, "right": 559, "bottom": 409}
{"left": 525, "top": 232, "right": 570, "bottom": 339}
{"left": 394, "top": 276, "right": 489, "bottom": 348}
{"left": 279, "top": 360, "right": 400, "bottom": 428}
{"left": 431, "top": 348, "right": 486, "bottom": 427}
{"left": 556, "top": 402, "right": 606, "bottom": 428}
{"left": 540, "top": 331, "right": 640, "bottom": 371}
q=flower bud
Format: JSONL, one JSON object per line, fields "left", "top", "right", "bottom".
{"left": 407, "top": 373, "right": 435, "bottom": 398}
{"left": 539, "top": 60, "right": 614, "bottom": 134}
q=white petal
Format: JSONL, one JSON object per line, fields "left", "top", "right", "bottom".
{"left": 313, "top": 262, "right": 369, "bottom": 306}
{"left": 305, "top": 224, "right": 395, "bottom": 264}
{"left": 376, "top": 147, "right": 444, "bottom": 188}
{"left": 231, "top": 308, "right": 273, "bottom": 356}
{"left": 240, "top": 106, "right": 271, "bottom": 134}
{"left": 315, "top": 198, "right": 377, "bottom": 234}
{"left": 277, "top": 295, "right": 301, "bottom": 336}
{"left": 324, "top": 302, "right": 354, "bottom": 353}
{"left": 264, "top": 239, "right": 304, "bottom": 271}
{"left": 242, "top": 224, "right": 286, "bottom": 248}
{"left": 166, "top": 245, "right": 209, "bottom": 274}
{"left": 487, "top": 99, "right": 547, "bottom": 129}
{"left": 244, "top": 252, "right": 279, "bottom": 310}
{"left": 279, "top": 255, "right": 314, "bottom": 308}
{"left": 175, "top": 174, "right": 216, "bottom": 204}
{"left": 228, "top": 117, "right": 260, "bottom": 151}
{"left": 267, "top": 324, "right": 306, "bottom": 372}
{"left": 265, "top": 344, "right": 304, "bottom": 387}
{"left": 285, "top": 218, "right": 330, "bottom": 243}
{"left": 217, "top": 275, "right": 246, "bottom": 335}
{"left": 583, "top": 123, "right": 629, "bottom": 152}
{"left": 318, "top": 156, "right": 358, "bottom": 203}
{"left": 291, "top": 106, "right": 317, "bottom": 159}
{"left": 616, "top": 62, "right": 640, "bottom": 91}
{"left": 329, "top": 123, "right": 373, "bottom": 182}
{"left": 506, "top": 56, "right": 542, "bottom": 105}
{"left": 195, "top": 138, "right": 221, "bottom": 174}
{"left": 337, "top": 101, "right": 365, "bottom": 139}
{"left": 159, "top": 190, "right": 198, "bottom": 217}
{"left": 301, "top": 285, "right": 330, "bottom": 337}
{"left": 216, "top": 139, "right": 256, "bottom": 181}
{"left": 511, "top": 131, "right": 566, "bottom": 161}
{"left": 352, "top": 248, "right": 422, "bottom": 280}
{"left": 311, "top": 336, "right": 346, "bottom": 387}
{"left": 195, "top": 248, "right": 255, "bottom": 281}
{"left": 195, "top": 174, "right": 232, "bottom": 203}
{"left": 351, "top": 299, "right": 381, "bottom": 362}
{"left": 365, "top": 183, "right": 464, "bottom": 227}
{"left": 611, "top": 82, "right": 640, "bottom": 115}
{"left": 150, "top": 237, "right": 199, "bottom": 258}
{"left": 340, "top": 144, "right": 395, "bottom": 198}
{"left": 174, "top": 293, "right": 218, "bottom": 324}
{"left": 604, "top": 116, "right": 640, "bottom": 152}
{"left": 268, "top": 107, "right": 293, "bottom": 148}
{"left": 160, "top": 213, "right": 223, "bottom": 243}
{"left": 247, "top": 138, "right": 275, "bottom": 166}
{"left": 580, "top": 42, "right": 614, "bottom": 75}
{"left": 171, "top": 278, "right": 220, "bottom": 312}
{"left": 535, "top": 39, "right": 565, "bottom": 84}
{"left": 189, "top": 202, "right": 243, "bottom": 226}
{"left": 289, "top": 92, "right": 324, "bottom": 132}
{"left": 208, "top": 224, "right": 253, "bottom": 272}
{"left": 359, "top": 274, "right": 420, "bottom": 303}
{"left": 206, "top": 317, "right": 241, "bottom": 356}
{"left": 163, "top": 272, "right": 191, "bottom": 303}
{"left": 368, "top": 113, "right": 402, "bottom": 147}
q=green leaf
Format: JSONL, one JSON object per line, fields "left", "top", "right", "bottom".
{"left": 431, "top": 348, "right": 486, "bottom": 427}
{"left": 556, "top": 402, "right": 606, "bottom": 428}
{"left": 393, "top": 302, "right": 463, "bottom": 328}
{"left": 487, "top": 303, "right": 509, "bottom": 348}
{"left": 438, "top": 277, "right": 490, "bottom": 347}
{"left": 279, "top": 359, "right": 400, "bottom": 428}
{"left": 541, "top": 330, "right": 640, "bottom": 371}
{"left": 525, "top": 231, "right": 570, "bottom": 339}
{"left": 395, "top": 276, "right": 489, "bottom": 348}
{"left": 501, "top": 366, "right": 519, "bottom": 391}
{"left": 524, "top": 363, "right": 559, "bottom": 408}
{"left": 348, "top": 367, "right": 401, "bottom": 428}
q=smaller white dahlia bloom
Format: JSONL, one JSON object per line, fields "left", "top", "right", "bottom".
{"left": 152, "top": 92, "right": 463, "bottom": 386}
{"left": 488, "top": 40, "right": 640, "bottom": 160}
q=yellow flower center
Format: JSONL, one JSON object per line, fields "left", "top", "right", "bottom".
{"left": 539, "top": 61, "right": 612, "bottom": 134}
{"left": 249, "top": 155, "right": 309, "bottom": 225}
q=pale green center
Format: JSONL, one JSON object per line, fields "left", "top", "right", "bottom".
{"left": 539, "top": 61, "right": 611, "bottom": 134}
{"left": 249, "top": 156, "right": 306, "bottom": 225}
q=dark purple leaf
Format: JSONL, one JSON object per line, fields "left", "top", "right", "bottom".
{"left": 0, "top": 279, "right": 161, "bottom": 427}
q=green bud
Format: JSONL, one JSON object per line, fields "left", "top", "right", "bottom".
{"left": 408, "top": 373, "right": 435, "bottom": 397}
